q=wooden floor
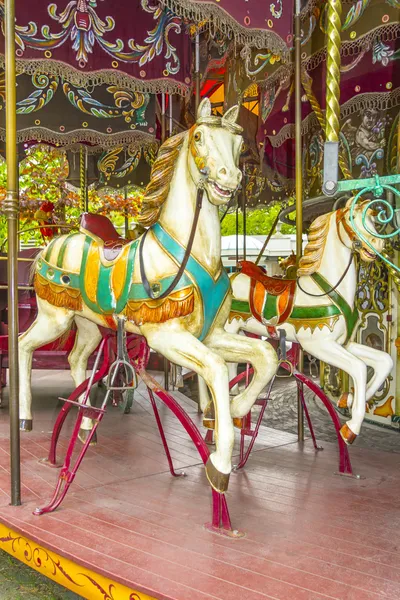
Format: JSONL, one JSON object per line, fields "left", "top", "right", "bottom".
{"left": 0, "top": 371, "right": 399, "bottom": 600}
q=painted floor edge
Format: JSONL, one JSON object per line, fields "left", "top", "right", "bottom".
{"left": 0, "top": 520, "right": 157, "bottom": 600}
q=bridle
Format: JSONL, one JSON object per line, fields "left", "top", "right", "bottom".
{"left": 139, "top": 126, "right": 241, "bottom": 301}
{"left": 296, "top": 207, "right": 364, "bottom": 298}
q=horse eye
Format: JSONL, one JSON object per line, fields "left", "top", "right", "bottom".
{"left": 194, "top": 131, "right": 201, "bottom": 142}
{"left": 240, "top": 142, "right": 246, "bottom": 154}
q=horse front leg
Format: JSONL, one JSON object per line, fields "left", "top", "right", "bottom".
{"left": 68, "top": 316, "right": 102, "bottom": 443}
{"left": 142, "top": 324, "right": 234, "bottom": 492}
{"left": 300, "top": 337, "right": 367, "bottom": 443}
{"left": 204, "top": 329, "right": 278, "bottom": 420}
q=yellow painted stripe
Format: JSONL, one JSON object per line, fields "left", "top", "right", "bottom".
{"left": 0, "top": 522, "right": 156, "bottom": 600}
{"left": 111, "top": 242, "right": 130, "bottom": 303}
{"left": 84, "top": 242, "right": 100, "bottom": 304}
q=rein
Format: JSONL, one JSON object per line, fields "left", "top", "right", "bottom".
{"left": 296, "top": 207, "right": 360, "bottom": 298}
{"left": 139, "top": 179, "right": 206, "bottom": 301}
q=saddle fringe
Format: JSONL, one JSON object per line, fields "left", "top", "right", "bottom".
{"left": 125, "top": 289, "right": 194, "bottom": 325}
{"left": 34, "top": 273, "right": 83, "bottom": 311}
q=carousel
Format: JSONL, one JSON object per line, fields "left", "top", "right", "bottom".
{"left": 0, "top": 0, "right": 399, "bottom": 599}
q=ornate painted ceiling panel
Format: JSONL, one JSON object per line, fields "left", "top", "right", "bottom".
{"left": 0, "top": 0, "right": 192, "bottom": 96}
{"left": 0, "top": 71, "right": 157, "bottom": 151}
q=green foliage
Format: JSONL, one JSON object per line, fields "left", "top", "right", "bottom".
{"left": 220, "top": 203, "right": 296, "bottom": 236}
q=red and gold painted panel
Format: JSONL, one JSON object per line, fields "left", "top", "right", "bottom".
{"left": 0, "top": 522, "right": 156, "bottom": 600}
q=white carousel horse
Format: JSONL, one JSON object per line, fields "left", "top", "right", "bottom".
{"left": 18, "top": 98, "right": 278, "bottom": 493}
{"left": 201, "top": 202, "right": 393, "bottom": 445}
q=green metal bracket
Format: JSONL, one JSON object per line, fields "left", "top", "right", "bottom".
{"left": 336, "top": 173, "right": 400, "bottom": 194}
{"left": 339, "top": 174, "right": 400, "bottom": 273}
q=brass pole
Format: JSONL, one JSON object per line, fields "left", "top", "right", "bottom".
{"left": 322, "top": 0, "right": 342, "bottom": 194}
{"left": 161, "top": 94, "right": 166, "bottom": 144}
{"left": 235, "top": 203, "right": 239, "bottom": 266}
{"left": 124, "top": 188, "right": 129, "bottom": 238}
{"left": 160, "top": 94, "right": 169, "bottom": 389}
{"left": 169, "top": 94, "right": 173, "bottom": 137}
{"left": 5, "top": 0, "right": 21, "bottom": 505}
{"left": 325, "top": 0, "right": 342, "bottom": 144}
{"left": 79, "top": 146, "right": 87, "bottom": 213}
{"left": 195, "top": 33, "right": 200, "bottom": 113}
{"left": 242, "top": 169, "right": 247, "bottom": 262}
{"left": 294, "top": 1, "right": 304, "bottom": 442}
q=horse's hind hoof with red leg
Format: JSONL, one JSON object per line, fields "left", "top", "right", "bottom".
{"left": 340, "top": 423, "right": 357, "bottom": 445}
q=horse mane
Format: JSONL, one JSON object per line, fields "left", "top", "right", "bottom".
{"left": 297, "top": 211, "right": 332, "bottom": 276}
{"left": 138, "top": 131, "right": 186, "bottom": 227}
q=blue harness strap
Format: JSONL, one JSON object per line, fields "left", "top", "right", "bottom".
{"left": 152, "top": 223, "right": 230, "bottom": 341}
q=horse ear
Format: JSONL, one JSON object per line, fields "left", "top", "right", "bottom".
{"left": 197, "top": 97, "right": 211, "bottom": 120}
{"left": 222, "top": 105, "right": 240, "bottom": 126}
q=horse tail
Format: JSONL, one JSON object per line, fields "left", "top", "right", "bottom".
{"left": 56, "top": 319, "right": 76, "bottom": 350}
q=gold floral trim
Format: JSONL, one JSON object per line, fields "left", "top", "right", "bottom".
{"left": 0, "top": 522, "right": 154, "bottom": 600}
{"left": 125, "top": 286, "right": 194, "bottom": 325}
{"left": 34, "top": 273, "right": 83, "bottom": 311}
{"left": 159, "top": 0, "right": 289, "bottom": 58}
{"left": 288, "top": 315, "right": 340, "bottom": 333}
{"left": 0, "top": 126, "right": 157, "bottom": 152}
{"left": 0, "top": 56, "right": 190, "bottom": 97}
{"left": 228, "top": 310, "right": 252, "bottom": 323}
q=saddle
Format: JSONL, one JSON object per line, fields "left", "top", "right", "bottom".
{"left": 239, "top": 260, "right": 296, "bottom": 334}
{"left": 80, "top": 213, "right": 131, "bottom": 261}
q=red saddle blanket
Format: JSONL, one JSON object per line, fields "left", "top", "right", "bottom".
{"left": 239, "top": 261, "right": 296, "bottom": 328}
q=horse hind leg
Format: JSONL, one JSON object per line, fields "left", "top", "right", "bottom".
{"left": 300, "top": 337, "right": 367, "bottom": 443}
{"left": 68, "top": 316, "right": 102, "bottom": 444}
{"left": 19, "top": 298, "right": 74, "bottom": 431}
{"left": 345, "top": 342, "right": 393, "bottom": 407}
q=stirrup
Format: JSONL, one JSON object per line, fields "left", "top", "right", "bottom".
{"left": 276, "top": 358, "right": 294, "bottom": 378}
{"left": 276, "top": 329, "right": 293, "bottom": 378}
{"left": 106, "top": 316, "right": 138, "bottom": 391}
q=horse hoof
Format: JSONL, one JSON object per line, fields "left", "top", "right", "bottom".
{"left": 205, "top": 457, "right": 230, "bottom": 493}
{"left": 233, "top": 417, "right": 244, "bottom": 429}
{"left": 340, "top": 423, "right": 357, "bottom": 445}
{"left": 78, "top": 429, "right": 97, "bottom": 446}
{"left": 337, "top": 393, "right": 349, "bottom": 409}
{"left": 20, "top": 419, "right": 32, "bottom": 432}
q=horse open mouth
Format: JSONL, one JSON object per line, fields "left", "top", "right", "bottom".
{"left": 362, "top": 248, "right": 377, "bottom": 260}
{"left": 210, "top": 180, "right": 235, "bottom": 198}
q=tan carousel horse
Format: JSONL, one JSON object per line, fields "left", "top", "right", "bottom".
{"left": 19, "top": 99, "right": 278, "bottom": 493}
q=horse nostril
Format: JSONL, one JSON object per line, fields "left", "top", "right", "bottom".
{"left": 218, "top": 167, "right": 227, "bottom": 176}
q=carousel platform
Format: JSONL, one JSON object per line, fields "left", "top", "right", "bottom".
{"left": 0, "top": 371, "right": 399, "bottom": 600}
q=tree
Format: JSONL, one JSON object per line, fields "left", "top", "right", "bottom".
{"left": 0, "top": 145, "right": 144, "bottom": 248}
{"left": 220, "top": 203, "right": 296, "bottom": 236}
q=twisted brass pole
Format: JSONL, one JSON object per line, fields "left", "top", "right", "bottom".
{"left": 5, "top": 0, "right": 21, "bottom": 505}
{"left": 325, "top": 0, "right": 342, "bottom": 143}
{"left": 80, "top": 146, "right": 88, "bottom": 213}
{"left": 294, "top": 1, "right": 304, "bottom": 442}
{"left": 302, "top": 74, "right": 352, "bottom": 180}
{"left": 322, "top": 0, "right": 342, "bottom": 194}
